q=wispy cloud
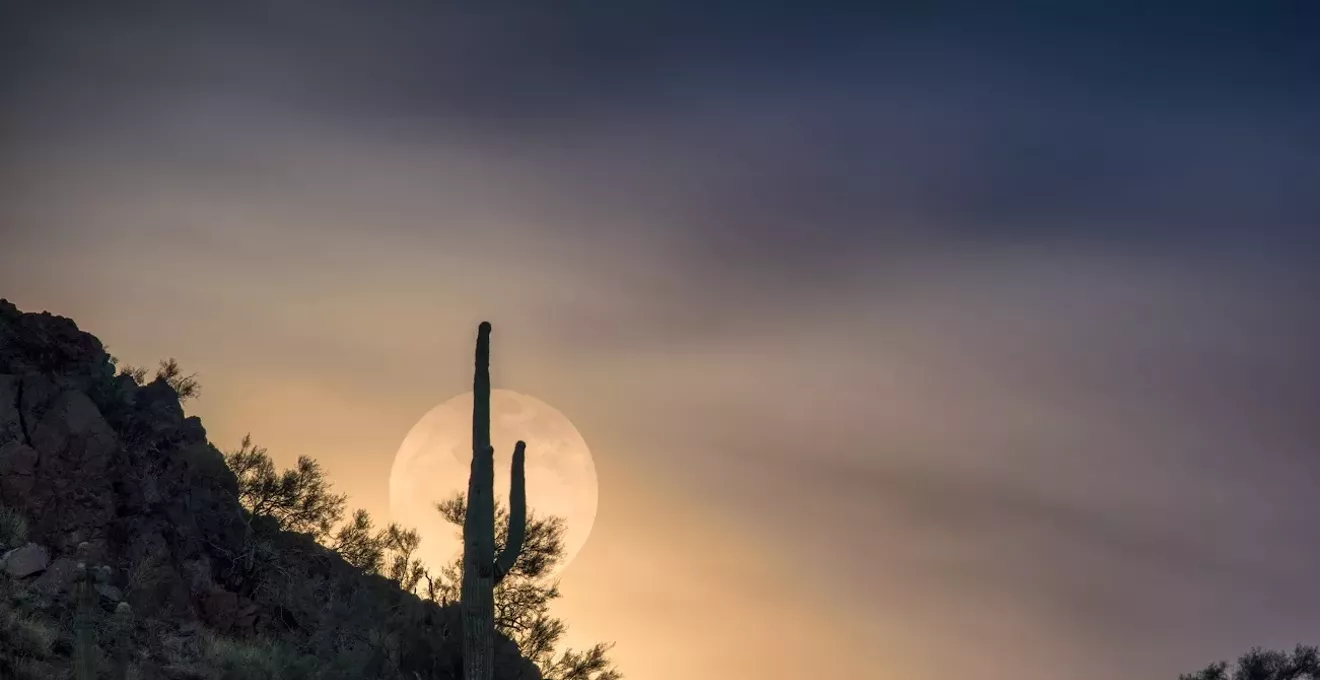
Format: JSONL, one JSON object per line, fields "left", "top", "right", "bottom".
{"left": 3, "top": 4, "right": 1319, "bottom": 679}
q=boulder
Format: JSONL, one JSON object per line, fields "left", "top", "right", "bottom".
{"left": 3, "top": 542, "right": 50, "bottom": 578}
{"left": 136, "top": 378, "right": 186, "bottom": 435}
{"left": 96, "top": 582, "right": 124, "bottom": 603}
{"left": 31, "top": 557, "right": 80, "bottom": 596}
{"left": 29, "top": 388, "right": 118, "bottom": 463}
{"left": 0, "top": 301, "right": 112, "bottom": 379}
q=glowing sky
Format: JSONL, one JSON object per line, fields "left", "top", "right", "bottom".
{"left": 3, "top": 4, "right": 1319, "bottom": 679}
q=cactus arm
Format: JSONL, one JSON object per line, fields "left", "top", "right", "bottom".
{"left": 493, "top": 440, "right": 527, "bottom": 584}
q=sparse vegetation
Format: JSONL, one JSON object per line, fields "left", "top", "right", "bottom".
{"left": 332, "top": 510, "right": 427, "bottom": 592}
{"left": 225, "top": 435, "right": 428, "bottom": 592}
{"left": 1, "top": 300, "right": 608, "bottom": 679}
{"left": 437, "top": 494, "right": 620, "bottom": 680}
{"left": 154, "top": 358, "right": 200, "bottom": 402}
{"left": 225, "top": 434, "right": 348, "bottom": 541}
{"left": 1181, "top": 645, "right": 1320, "bottom": 680}
{"left": 115, "top": 361, "right": 149, "bottom": 387}
{"left": 108, "top": 355, "right": 199, "bottom": 402}
{"left": 0, "top": 608, "right": 57, "bottom": 659}
{"left": 199, "top": 632, "right": 321, "bottom": 680}
{"left": 223, "top": 433, "right": 620, "bottom": 679}
{"left": 0, "top": 586, "right": 60, "bottom": 680}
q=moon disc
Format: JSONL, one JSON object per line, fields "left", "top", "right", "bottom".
{"left": 388, "top": 389, "right": 599, "bottom": 577}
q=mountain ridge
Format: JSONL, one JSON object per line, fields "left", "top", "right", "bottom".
{"left": 0, "top": 298, "right": 540, "bottom": 680}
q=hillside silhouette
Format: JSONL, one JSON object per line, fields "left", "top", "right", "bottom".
{"left": 2, "top": 298, "right": 1308, "bottom": 680}
{"left": 0, "top": 300, "right": 615, "bottom": 680}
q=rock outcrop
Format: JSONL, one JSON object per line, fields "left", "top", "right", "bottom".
{"left": 0, "top": 299, "right": 540, "bottom": 680}
{"left": 2, "top": 543, "right": 49, "bottom": 578}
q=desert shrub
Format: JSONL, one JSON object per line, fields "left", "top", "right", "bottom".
{"left": 121, "top": 551, "right": 192, "bottom": 619}
{"left": 0, "top": 608, "right": 57, "bottom": 658}
{"left": 154, "top": 358, "right": 199, "bottom": 402}
{"left": 106, "top": 351, "right": 146, "bottom": 387}
{"left": 331, "top": 510, "right": 426, "bottom": 591}
{"left": 0, "top": 603, "right": 59, "bottom": 680}
{"left": 331, "top": 509, "right": 381, "bottom": 572}
{"left": 124, "top": 552, "right": 167, "bottom": 602}
{"left": 202, "top": 632, "right": 322, "bottom": 680}
{"left": 1181, "top": 645, "right": 1320, "bottom": 679}
{"left": 95, "top": 353, "right": 203, "bottom": 430}
{"left": 117, "top": 363, "right": 149, "bottom": 387}
{"left": 226, "top": 435, "right": 346, "bottom": 541}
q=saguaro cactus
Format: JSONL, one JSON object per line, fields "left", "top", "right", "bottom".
{"left": 110, "top": 602, "right": 134, "bottom": 680}
{"left": 72, "top": 559, "right": 98, "bottom": 680}
{"left": 462, "top": 321, "right": 527, "bottom": 680}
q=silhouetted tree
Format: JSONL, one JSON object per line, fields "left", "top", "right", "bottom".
{"left": 225, "top": 434, "right": 347, "bottom": 541}
{"left": 332, "top": 508, "right": 427, "bottom": 591}
{"left": 225, "top": 436, "right": 428, "bottom": 589}
{"left": 108, "top": 355, "right": 197, "bottom": 399}
{"left": 1181, "top": 645, "right": 1319, "bottom": 680}
{"left": 333, "top": 508, "right": 382, "bottom": 570}
{"left": 155, "top": 357, "right": 200, "bottom": 401}
{"left": 547, "top": 644, "right": 623, "bottom": 680}
{"left": 221, "top": 430, "right": 620, "bottom": 678}
{"left": 111, "top": 357, "right": 149, "bottom": 386}
{"left": 378, "top": 522, "right": 427, "bottom": 591}
{"left": 437, "top": 492, "right": 621, "bottom": 680}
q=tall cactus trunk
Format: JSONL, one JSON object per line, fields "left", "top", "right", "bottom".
{"left": 73, "top": 561, "right": 97, "bottom": 680}
{"left": 462, "top": 321, "right": 528, "bottom": 680}
{"left": 110, "top": 602, "right": 134, "bottom": 680}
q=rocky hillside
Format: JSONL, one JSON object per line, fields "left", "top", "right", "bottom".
{"left": 0, "top": 299, "right": 540, "bottom": 680}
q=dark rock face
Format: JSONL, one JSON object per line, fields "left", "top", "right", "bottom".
{"left": 0, "top": 300, "right": 115, "bottom": 389}
{"left": 198, "top": 586, "right": 260, "bottom": 636}
{"left": 0, "top": 299, "right": 542, "bottom": 680}
{"left": 0, "top": 440, "right": 38, "bottom": 501}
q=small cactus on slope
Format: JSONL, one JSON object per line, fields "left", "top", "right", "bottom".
{"left": 461, "top": 322, "right": 528, "bottom": 680}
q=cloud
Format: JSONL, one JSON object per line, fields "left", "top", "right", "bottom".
{"left": 4, "top": 4, "right": 1320, "bottom": 679}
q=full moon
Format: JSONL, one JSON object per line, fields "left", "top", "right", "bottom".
{"left": 388, "top": 389, "right": 599, "bottom": 576}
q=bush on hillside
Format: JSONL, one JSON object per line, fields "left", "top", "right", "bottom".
{"left": 1181, "top": 645, "right": 1319, "bottom": 680}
